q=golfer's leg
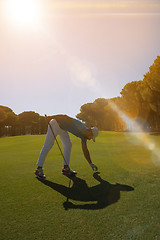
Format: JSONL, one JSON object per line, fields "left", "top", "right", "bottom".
{"left": 37, "top": 119, "right": 59, "bottom": 167}
{"left": 59, "top": 130, "right": 72, "bottom": 166}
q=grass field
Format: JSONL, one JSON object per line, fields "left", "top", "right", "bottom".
{"left": 1, "top": 132, "right": 160, "bottom": 240}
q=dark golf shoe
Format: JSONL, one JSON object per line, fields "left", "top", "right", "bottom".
{"left": 34, "top": 168, "right": 46, "bottom": 179}
{"left": 61, "top": 167, "right": 77, "bottom": 176}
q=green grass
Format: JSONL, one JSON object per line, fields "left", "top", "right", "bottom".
{"left": 1, "top": 132, "right": 160, "bottom": 240}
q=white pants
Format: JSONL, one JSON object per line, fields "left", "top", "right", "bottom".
{"left": 37, "top": 119, "right": 72, "bottom": 167}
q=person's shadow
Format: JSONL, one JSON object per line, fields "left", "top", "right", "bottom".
{"left": 37, "top": 172, "right": 134, "bottom": 210}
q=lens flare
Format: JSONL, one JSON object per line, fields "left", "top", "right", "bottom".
{"left": 67, "top": 57, "right": 96, "bottom": 87}
{"left": 109, "top": 102, "right": 160, "bottom": 166}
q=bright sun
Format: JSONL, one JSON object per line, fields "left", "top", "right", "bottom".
{"left": 4, "top": 0, "right": 41, "bottom": 28}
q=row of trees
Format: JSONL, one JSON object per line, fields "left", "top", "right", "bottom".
{"left": 1, "top": 56, "right": 160, "bottom": 136}
{"left": 76, "top": 56, "right": 160, "bottom": 132}
{"left": 0, "top": 106, "right": 47, "bottom": 137}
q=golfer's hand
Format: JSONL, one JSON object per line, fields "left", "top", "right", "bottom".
{"left": 90, "top": 163, "right": 98, "bottom": 171}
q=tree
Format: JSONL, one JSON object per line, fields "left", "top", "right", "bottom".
{"left": 139, "top": 56, "right": 160, "bottom": 130}
{"left": 0, "top": 106, "right": 18, "bottom": 136}
{"left": 76, "top": 102, "right": 98, "bottom": 127}
{"left": 120, "top": 81, "right": 142, "bottom": 119}
{"left": 0, "top": 108, "right": 6, "bottom": 124}
{"left": 77, "top": 98, "right": 125, "bottom": 131}
{"left": 18, "top": 111, "right": 41, "bottom": 134}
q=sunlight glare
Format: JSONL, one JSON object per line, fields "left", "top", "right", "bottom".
{"left": 4, "top": 0, "right": 42, "bottom": 28}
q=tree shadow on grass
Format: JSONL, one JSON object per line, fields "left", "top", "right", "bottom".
{"left": 37, "top": 172, "right": 134, "bottom": 210}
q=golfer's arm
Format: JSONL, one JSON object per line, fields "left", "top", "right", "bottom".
{"left": 81, "top": 141, "right": 92, "bottom": 164}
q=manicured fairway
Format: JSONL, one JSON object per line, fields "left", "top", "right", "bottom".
{"left": 1, "top": 132, "right": 160, "bottom": 240}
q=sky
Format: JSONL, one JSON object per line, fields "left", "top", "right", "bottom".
{"left": 0, "top": 0, "right": 160, "bottom": 118}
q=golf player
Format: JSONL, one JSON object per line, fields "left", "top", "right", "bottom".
{"left": 35, "top": 114, "right": 98, "bottom": 179}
